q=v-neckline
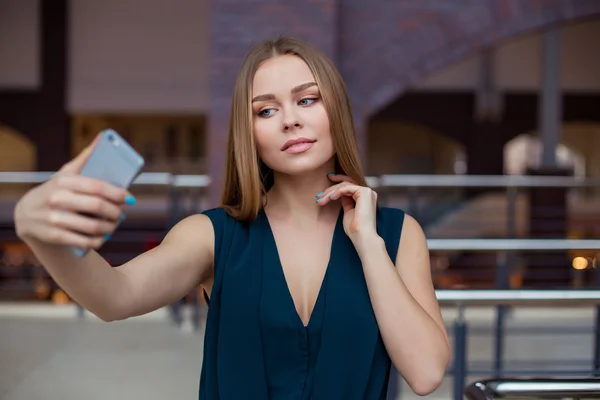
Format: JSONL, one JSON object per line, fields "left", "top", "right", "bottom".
{"left": 260, "top": 207, "right": 343, "bottom": 329}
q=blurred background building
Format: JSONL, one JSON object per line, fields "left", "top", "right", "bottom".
{"left": 1, "top": 1, "right": 600, "bottom": 399}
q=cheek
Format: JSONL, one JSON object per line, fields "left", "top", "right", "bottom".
{"left": 309, "top": 106, "right": 331, "bottom": 136}
{"left": 313, "top": 109, "right": 334, "bottom": 147}
{"left": 253, "top": 120, "right": 278, "bottom": 159}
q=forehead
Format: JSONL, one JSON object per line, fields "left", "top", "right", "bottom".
{"left": 252, "top": 55, "right": 316, "bottom": 95}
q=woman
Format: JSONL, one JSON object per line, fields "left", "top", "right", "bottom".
{"left": 13, "top": 37, "right": 450, "bottom": 398}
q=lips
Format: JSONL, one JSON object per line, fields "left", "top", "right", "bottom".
{"left": 281, "top": 137, "right": 316, "bottom": 151}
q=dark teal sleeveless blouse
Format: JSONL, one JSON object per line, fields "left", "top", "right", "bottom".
{"left": 199, "top": 206, "right": 405, "bottom": 400}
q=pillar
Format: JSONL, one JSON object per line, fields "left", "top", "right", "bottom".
{"left": 539, "top": 28, "right": 561, "bottom": 168}
{"left": 466, "top": 49, "right": 505, "bottom": 196}
{"left": 37, "top": 0, "right": 69, "bottom": 170}
{"left": 524, "top": 28, "right": 570, "bottom": 288}
{"left": 0, "top": 0, "right": 69, "bottom": 171}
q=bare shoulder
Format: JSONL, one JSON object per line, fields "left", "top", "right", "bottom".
{"left": 162, "top": 213, "right": 215, "bottom": 276}
{"left": 111, "top": 212, "right": 217, "bottom": 319}
{"left": 394, "top": 213, "right": 449, "bottom": 346}
{"left": 164, "top": 212, "right": 214, "bottom": 244}
{"left": 395, "top": 213, "right": 429, "bottom": 269}
{"left": 117, "top": 212, "right": 216, "bottom": 287}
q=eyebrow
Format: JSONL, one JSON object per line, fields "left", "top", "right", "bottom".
{"left": 252, "top": 82, "right": 317, "bottom": 103}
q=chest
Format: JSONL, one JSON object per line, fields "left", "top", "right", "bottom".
{"left": 267, "top": 219, "right": 338, "bottom": 327}
{"left": 271, "top": 226, "right": 332, "bottom": 274}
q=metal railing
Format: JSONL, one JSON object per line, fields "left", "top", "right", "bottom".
{"left": 464, "top": 377, "right": 600, "bottom": 399}
{"left": 0, "top": 171, "right": 211, "bottom": 188}
{"left": 2, "top": 171, "right": 598, "bottom": 233}
{"left": 3, "top": 172, "right": 600, "bottom": 400}
{"left": 423, "top": 237, "right": 600, "bottom": 400}
{"left": 379, "top": 174, "right": 600, "bottom": 188}
{"left": 3, "top": 171, "right": 599, "bottom": 228}
{"left": 5, "top": 171, "right": 600, "bottom": 188}
{"left": 421, "top": 290, "right": 600, "bottom": 400}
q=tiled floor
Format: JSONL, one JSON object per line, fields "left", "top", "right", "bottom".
{"left": 0, "top": 305, "right": 596, "bottom": 400}
{"left": 1, "top": 312, "right": 202, "bottom": 400}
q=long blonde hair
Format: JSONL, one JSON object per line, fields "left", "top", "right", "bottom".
{"left": 221, "top": 36, "right": 367, "bottom": 221}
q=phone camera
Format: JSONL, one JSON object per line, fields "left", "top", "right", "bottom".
{"left": 107, "top": 133, "right": 120, "bottom": 147}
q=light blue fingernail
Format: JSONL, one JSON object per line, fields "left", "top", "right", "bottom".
{"left": 125, "top": 195, "right": 136, "bottom": 205}
{"left": 327, "top": 173, "right": 335, "bottom": 176}
{"left": 316, "top": 191, "right": 323, "bottom": 197}
{"left": 316, "top": 197, "right": 323, "bottom": 203}
{"left": 103, "top": 233, "right": 112, "bottom": 241}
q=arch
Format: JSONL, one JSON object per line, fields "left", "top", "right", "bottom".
{"left": 366, "top": 120, "right": 465, "bottom": 175}
{"left": 561, "top": 122, "right": 600, "bottom": 178}
{"left": 341, "top": 0, "right": 600, "bottom": 118}
{"left": 504, "top": 122, "right": 600, "bottom": 179}
{"left": 370, "top": 92, "right": 474, "bottom": 148}
{"left": 0, "top": 124, "right": 36, "bottom": 171}
{"left": 504, "top": 133, "right": 585, "bottom": 177}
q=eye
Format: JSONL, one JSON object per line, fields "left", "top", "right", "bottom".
{"left": 298, "top": 97, "right": 318, "bottom": 106}
{"left": 258, "top": 108, "right": 276, "bottom": 118}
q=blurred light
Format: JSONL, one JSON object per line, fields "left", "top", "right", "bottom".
{"left": 433, "top": 256, "right": 449, "bottom": 270}
{"left": 572, "top": 256, "right": 588, "bottom": 270}
{"left": 453, "top": 160, "right": 467, "bottom": 175}
{"left": 35, "top": 281, "right": 51, "bottom": 299}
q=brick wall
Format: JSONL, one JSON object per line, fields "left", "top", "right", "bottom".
{"left": 208, "top": 0, "right": 600, "bottom": 205}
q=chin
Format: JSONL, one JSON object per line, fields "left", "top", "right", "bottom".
{"left": 268, "top": 153, "right": 334, "bottom": 176}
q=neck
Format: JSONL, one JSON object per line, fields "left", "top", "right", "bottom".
{"left": 265, "top": 158, "right": 339, "bottom": 222}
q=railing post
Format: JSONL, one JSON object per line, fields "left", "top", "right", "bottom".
{"left": 494, "top": 306, "right": 506, "bottom": 375}
{"left": 494, "top": 251, "right": 509, "bottom": 375}
{"left": 498, "top": 186, "right": 516, "bottom": 377}
{"left": 189, "top": 188, "right": 201, "bottom": 215}
{"left": 454, "top": 304, "right": 468, "bottom": 400}
{"left": 594, "top": 264, "right": 600, "bottom": 373}
{"left": 168, "top": 177, "right": 184, "bottom": 326}
{"left": 191, "top": 288, "right": 201, "bottom": 331}
{"left": 594, "top": 308, "right": 600, "bottom": 375}
{"left": 408, "top": 187, "right": 419, "bottom": 220}
{"left": 168, "top": 182, "right": 182, "bottom": 229}
{"left": 386, "top": 364, "right": 401, "bottom": 400}
{"left": 378, "top": 179, "right": 389, "bottom": 207}
{"left": 506, "top": 186, "right": 517, "bottom": 239}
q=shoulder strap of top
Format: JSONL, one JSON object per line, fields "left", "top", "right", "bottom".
{"left": 200, "top": 207, "right": 235, "bottom": 303}
{"left": 376, "top": 206, "right": 406, "bottom": 264}
{"left": 201, "top": 207, "right": 227, "bottom": 267}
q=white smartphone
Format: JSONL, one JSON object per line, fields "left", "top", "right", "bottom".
{"left": 71, "top": 129, "right": 145, "bottom": 257}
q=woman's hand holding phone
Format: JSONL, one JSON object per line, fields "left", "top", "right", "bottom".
{"left": 14, "top": 135, "right": 134, "bottom": 251}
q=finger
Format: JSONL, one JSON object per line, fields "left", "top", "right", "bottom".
{"left": 46, "top": 210, "right": 117, "bottom": 237}
{"left": 55, "top": 175, "right": 132, "bottom": 205}
{"left": 324, "top": 184, "right": 370, "bottom": 207}
{"left": 316, "top": 183, "right": 353, "bottom": 206}
{"left": 59, "top": 134, "right": 101, "bottom": 174}
{"left": 341, "top": 196, "right": 355, "bottom": 214}
{"left": 47, "top": 190, "right": 123, "bottom": 221}
{"left": 327, "top": 174, "right": 354, "bottom": 183}
{"left": 316, "top": 182, "right": 347, "bottom": 204}
{"left": 43, "top": 226, "right": 105, "bottom": 249}
{"left": 328, "top": 184, "right": 362, "bottom": 201}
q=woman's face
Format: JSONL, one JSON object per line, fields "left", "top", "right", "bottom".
{"left": 251, "top": 55, "right": 335, "bottom": 176}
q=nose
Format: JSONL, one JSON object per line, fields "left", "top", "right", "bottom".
{"left": 282, "top": 111, "right": 303, "bottom": 132}
{"left": 283, "top": 122, "right": 302, "bottom": 132}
